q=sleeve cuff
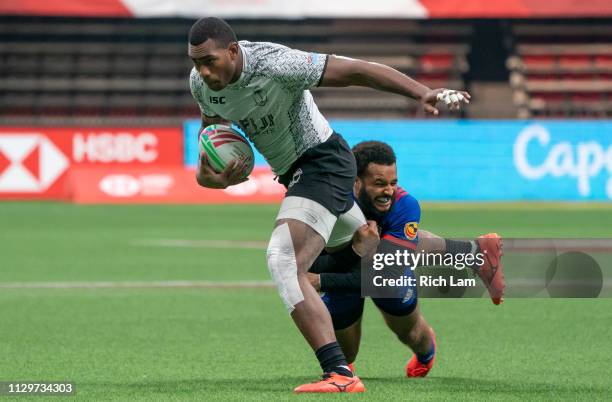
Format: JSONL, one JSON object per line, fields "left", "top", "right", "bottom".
{"left": 316, "top": 54, "right": 330, "bottom": 87}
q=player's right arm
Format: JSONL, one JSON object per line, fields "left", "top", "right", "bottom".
{"left": 195, "top": 114, "right": 249, "bottom": 189}
{"left": 319, "top": 55, "right": 470, "bottom": 115}
{"left": 256, "top": 43, "right": 469, "bottom": 115}
{"left": 190, "top": 69, "right": 248, "bottom": 189}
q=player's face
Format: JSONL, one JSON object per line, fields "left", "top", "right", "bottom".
{"left": 355, "top": 163, "right": 398, "bottom": 214}
{"left": 190, "top": 39, "right": 240, "bottom": 91}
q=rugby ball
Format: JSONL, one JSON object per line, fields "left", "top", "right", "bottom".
{"left": 199, "top": 124, "right": 254, "bottom": 177}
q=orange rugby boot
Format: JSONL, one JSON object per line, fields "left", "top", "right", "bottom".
{"left": 406, "top": 330, "right": 436, "bottom": 378}
{"left": 476, "top": 233, "right": 505, "bottom": 305}
{"left": 294, "top": 372, "right": 365, "bottom": 393}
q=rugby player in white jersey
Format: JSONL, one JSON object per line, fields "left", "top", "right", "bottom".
{"left": 188, "top": 17, "right": 470, "bottom": 393}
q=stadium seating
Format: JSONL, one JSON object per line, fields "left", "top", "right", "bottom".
{"left": 506, "top": 22, "right": 612, "bottom": 118}
{"left": 0, "top": 17, "right": 471, "bottom": 123}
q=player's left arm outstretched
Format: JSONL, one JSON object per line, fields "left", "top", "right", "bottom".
{"left": 319, "top": 56, "right": 470, "bottom": 115}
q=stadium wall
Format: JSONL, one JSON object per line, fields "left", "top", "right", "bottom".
{"left": 1, "top": 120, "right": 611, "bottom": 203}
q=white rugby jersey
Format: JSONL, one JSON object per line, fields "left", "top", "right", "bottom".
{"left": 189, "top": 40, "right": 334, "bottom": 175}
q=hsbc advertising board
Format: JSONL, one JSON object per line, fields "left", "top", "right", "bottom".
{"left": 5, "top": 121, "right": 612, "bottom": 203}
{"left": 0, "top": 128, "right": 182, "bottom": 199}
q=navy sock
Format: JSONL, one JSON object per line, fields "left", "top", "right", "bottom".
{"left": 315, "top": 342, "right": 353, "bottom": 377}
{"left": 416, "top": 339, "right": 435, "bottom": 365}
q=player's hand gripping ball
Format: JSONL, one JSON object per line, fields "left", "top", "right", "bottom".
{"left": 199, "top": 124, "right": 255, "bottom": 178}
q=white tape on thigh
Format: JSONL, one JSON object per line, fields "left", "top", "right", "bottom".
{"left": 275, "top": 196, "right": 337, "bottom": 243}
{"left": 266, "top": 223, "right": 304, "bottom": 313}
{"left": 326, "top": 203, "right": 367, "bottom": 249}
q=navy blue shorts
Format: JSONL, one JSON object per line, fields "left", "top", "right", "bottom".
{"left": 321, "top": 279, "right": 418, "bottom": 330}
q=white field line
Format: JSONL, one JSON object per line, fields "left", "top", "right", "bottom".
{"left": 420, "top": 202, "right": 612, "bottom": 211}
{"left": 6, "top": 238, "right": 612, "bottom": 291}
{"left": 1, "top": 279, "right": 611, "bottom": 291}
{"left": 131, "top": 238, "right": 612, "bottom": 253}
{"left": 0, "top": 280, "right": 274, "bottom": 289}
{"left": 131, "top": 239, "right": 268, "bottom": 249}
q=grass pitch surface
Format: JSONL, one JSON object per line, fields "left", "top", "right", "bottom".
{"left": 1, "top": 202, "right": 611, "bottom": 400}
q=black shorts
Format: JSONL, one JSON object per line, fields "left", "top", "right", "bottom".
{"left": 321, "top": 293, "right": 419, "bottom": 331}
{"left": 278, "top": 133, "right": 356, "bottom": 217}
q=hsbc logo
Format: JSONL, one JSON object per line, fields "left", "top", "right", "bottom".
{"left": 0, "top": 134, "right": 69, "bottom": 193}
{"left": 73, "top": 132, "right": 158, "bottom": 163}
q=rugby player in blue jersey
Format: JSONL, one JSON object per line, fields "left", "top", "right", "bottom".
{"left": 308, "top": 141, "right": 505, "bottom": 377}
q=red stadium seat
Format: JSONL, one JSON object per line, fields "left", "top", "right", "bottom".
{"left": 570, "top": 93, "right": 604, "bottom": 102}
{"left": 558, "top": 55, "right": 592, "bottom": 70}
{"left": 531, "top": 92, "right": 566, "bottom": 102}
{"left": 594, "top": 55, "right": 612, "bottom": 69}
{"left": 525, "top": 73, "right": 557, "bottom": 81}
{"left": 419, "top": 54, "right": 454, "bottom": 72}
{"left": 558, "top": 72, "right": 597, "bottom": 80}
{"left": 522, "top": 55, "right": 556, "bottom": 69}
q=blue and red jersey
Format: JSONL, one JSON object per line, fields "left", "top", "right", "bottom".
{"left": 377, "top": 186, "right": 421, "bottom": 250}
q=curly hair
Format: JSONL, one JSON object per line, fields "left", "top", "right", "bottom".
{"left": 352, "top": 141, "right": 396, "bottom": 178}
{"left": 189, "top": 17, "right": 237, "bottom": 47}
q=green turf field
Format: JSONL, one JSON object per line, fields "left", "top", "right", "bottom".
{"left": 1, "top": 202, "right": 612, "bottom": 400}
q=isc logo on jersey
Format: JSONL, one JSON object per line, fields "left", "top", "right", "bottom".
{"left": 404, "top": 222, "right": 418, "bottom": 240}
{"left": 199, "top": 124, "right": 255, "bottom": 178}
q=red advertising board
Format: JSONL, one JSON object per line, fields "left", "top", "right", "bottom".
{"left": 420, "top": 0, "right": 612, "bottom": 18}
{"left": 3, "top": 0, "right": 612, "bottom": 18}
{"left": 0, "top": 128, "right": 182, "bottom": 200}
{"left": 69, "top": 166, "right": 285, "bottom": 204}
